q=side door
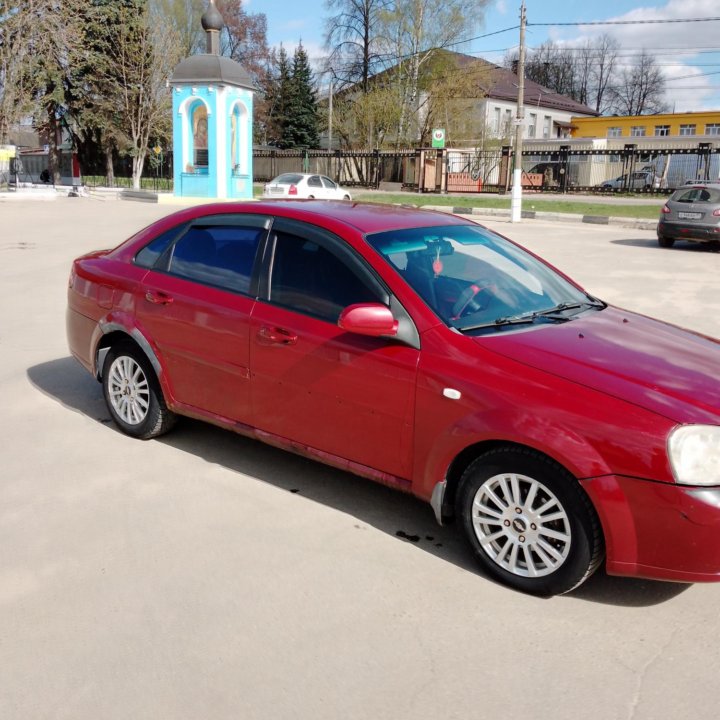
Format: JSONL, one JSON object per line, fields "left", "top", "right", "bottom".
{"left": 306, "top": 174, "right": 325, "bottom": 198}
{"left": 249, "top": 218, "right": 420, "bottom": 480}
{"left": 135, "top": 214, "right": 268, "bottom": 424}
{"left": 320, "top": 176, "right": 340, "bottom": 199}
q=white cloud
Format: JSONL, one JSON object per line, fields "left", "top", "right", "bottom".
{"left": 553, "top": 0, "right": 720, "bottom": 111}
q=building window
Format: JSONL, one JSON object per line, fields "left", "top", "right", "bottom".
{"left": 654, "top": 125, "right": 670, "bottom": 136}
{"left": 630, "top": 126, "right": 646, "bottom": 137}
{"left": 705, "top": 123, "right": 720, "bottom": 136}
{"left": 543, "top": 116, "right": 551, "bottom": 139}
{"left": 504, "top": 109, "right": 513, "bottom": 135}
{"left": 679, "top": 124, "right": 696, "bottom": 136}
{"left": 607, "top": 127, "right": 622, "bottom": 138}
{"left": 493, "top": 107, "right": 501, "bottom": 134}
{"left": 528, "top": 113, "right": 537, "bottom": 138}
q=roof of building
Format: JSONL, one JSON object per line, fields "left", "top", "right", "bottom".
{"left": 170, "top": 54, "right": 255, "bottom": 90}
{"left": 452, "top": 53, "right": 599, "bottom": 117}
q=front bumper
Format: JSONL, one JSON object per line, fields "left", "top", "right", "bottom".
{"left": 658, "top": 220, "right": 720, "bottom": 242}
{"left": 582, "top": 475, "right": 720, "bottom": 583}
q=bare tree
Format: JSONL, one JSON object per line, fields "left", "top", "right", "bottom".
{"left": 151, "top": 0, "right": 205, "bottom": 56}
{"left": 608, "top": 50, "right": 667, "bottom": 115}
{"left": 324, "top": 0, "right": 390, "bottom": 92}
{"left": 0, "top": 1, "right": 32, "bottom": 144}
{"left": 378, "top": 0, "right": 489, "bottom": 147}
{"left": 591, "top": 34, "right": 619, "bottom": 113}
{"left": 97, "top": 3, "right": 182, "bottom": 189}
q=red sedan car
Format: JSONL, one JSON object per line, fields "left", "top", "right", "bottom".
{"left": 67, "top": 201, "right": 720, "bottom": 596}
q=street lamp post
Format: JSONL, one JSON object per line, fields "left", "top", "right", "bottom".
{"left": 511, "top": 0, "right": 527, "bottom": 223}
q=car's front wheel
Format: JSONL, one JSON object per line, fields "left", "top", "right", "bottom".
{"left": 102, "top": 343, "right": 176, "bottom": 439}
{"left": 456, "top": 447, "right": 604, "bottom": 596}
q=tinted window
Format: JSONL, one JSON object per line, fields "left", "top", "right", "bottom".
{"left": 673, "top": 187, "right": 720, "bottom": 203}
{"left": 269, "top": 232, "right": 380, "bottom": 322}
{"left": 273, "top": 174, "right": 303, "bottom": 184}
{"left": 321, "top": 176, "right": 337, "bottom": 189}
{"left": 307, "top": 176, "right": 323, "bottom": 188}
{"left": 135, "top": 227, "right": 181, "bottom": 268}
{"left": 168, "top": 225, "right": 263, "bottom": 294}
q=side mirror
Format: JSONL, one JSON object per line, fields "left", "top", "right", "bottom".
{"left": 338, "top": 303, "right": 399, "bottom": 338}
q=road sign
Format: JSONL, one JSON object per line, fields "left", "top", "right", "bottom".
{"left": 431, "top": 128, "right": 446, "bottom": 149}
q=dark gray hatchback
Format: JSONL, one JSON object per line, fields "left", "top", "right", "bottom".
{"left": 658, "top": 183, "right": 720, "bottom": 248}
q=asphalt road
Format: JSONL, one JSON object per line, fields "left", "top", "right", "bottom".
{"left": 2, "top": 196, "right": 720, "bottom": 720}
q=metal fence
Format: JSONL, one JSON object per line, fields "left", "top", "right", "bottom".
{"left": 253, "top": 149, "right": 417, "bottom": 188}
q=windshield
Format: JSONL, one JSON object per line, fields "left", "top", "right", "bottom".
{"left": 366, "top": 224, "right": 598, "bottom": 333}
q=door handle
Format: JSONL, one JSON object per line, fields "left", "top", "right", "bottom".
{"left": 145, "top": 290, "right": 173, "bottom": 305}
{"left": 257, "top": 325, "right": 298, "bottom": 345}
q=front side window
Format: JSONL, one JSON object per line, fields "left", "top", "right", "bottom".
{"left": 307, "top": 176, "right": 323, "bottom": 188}
{"left": 367, "top": 225, "right": 595, "bottom": 334}
{"left": 321, "top": 176, "right": 337, "bottom": 189}
{"left": 269, "top": 232, "right": 381, "bottom": 322}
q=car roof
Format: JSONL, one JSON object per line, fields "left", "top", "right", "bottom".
{"left": 162, "top": 200, "right": 473, "bottom": 235}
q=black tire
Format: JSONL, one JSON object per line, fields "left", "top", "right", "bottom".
{"left": 343, "top": 194, "right": 351, "bottom": 201}
{"left": 658, "top": 235, "right": 675, "bottom": 248}
{"left": 307, "top": 195, "right": 315, "bottom": 199}
{"left": 456, "top": 447, "right": 604, "bottom": 596}
{"left": 102, "top": 342, "right": 176, "bottom": 439}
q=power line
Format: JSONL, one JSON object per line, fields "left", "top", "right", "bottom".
{"left": 528, "top": 17, "right": 720, "bottom": 27}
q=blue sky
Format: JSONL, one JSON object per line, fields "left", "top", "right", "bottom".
{"left": 249, "top": 0, "right": 720, "bottom": 111}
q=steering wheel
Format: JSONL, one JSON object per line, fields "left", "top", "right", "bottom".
{"left": 451, "top": 282, "right": 495, "bottom": 320}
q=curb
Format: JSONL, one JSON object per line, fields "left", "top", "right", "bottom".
{"left": 420, "top": 204, "right": 657, "bottom": 231}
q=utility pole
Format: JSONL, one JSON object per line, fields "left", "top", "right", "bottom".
{"left": 328, "top": 77, "right": 334, "bottom": 154}
{"left": 511, "top": 0, "right": 527, "bottom": 223}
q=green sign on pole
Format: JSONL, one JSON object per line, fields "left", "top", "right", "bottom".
{"left": 431, "top": 128, "right": 446, "bottom": 149}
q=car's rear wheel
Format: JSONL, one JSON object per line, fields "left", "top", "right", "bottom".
{"left": 308, "top": 195, "right": 315, "bottom": 199}
{"left": 102, "top": 343, "right": 176, "bottom": 439}
{"left": 456, "top": 447, "right": 604, "bottom": 596}
{"left": 658, "top": 235, "right": 675, "bottom": 248}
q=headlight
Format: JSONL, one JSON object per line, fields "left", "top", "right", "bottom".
{"left": 668, "top": 425, "right": 720, "bottom": 486}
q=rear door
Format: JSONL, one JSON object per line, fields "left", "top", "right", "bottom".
{"left": 135, "top": 214, "right": 268, "bottom": 424}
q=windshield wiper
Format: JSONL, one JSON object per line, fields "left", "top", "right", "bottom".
{"left": 457, "top": 299, "right": 604, "bottom": 333}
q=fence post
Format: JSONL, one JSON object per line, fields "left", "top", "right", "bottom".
{"left": 499, "top": 145, "right": 511, "bottom": 194}
{"left": 373, "top": 148, "right": 380, "bottom": 189}
{"left": 698, "top": 142, "right": 712, "bottom": 181}
{"left": 559, "top": 144, "right": 570, "bottom": 193}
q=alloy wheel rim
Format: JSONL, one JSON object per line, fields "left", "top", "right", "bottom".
{"left": 108, "top": 356, "right": 150, "bottom": 426}
{"left": 471, "top": 472, "right": 571, "bottom": 578}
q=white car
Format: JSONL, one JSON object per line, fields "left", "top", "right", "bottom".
{"left": 262, "top": 173, "right": 352, "bottom": 200}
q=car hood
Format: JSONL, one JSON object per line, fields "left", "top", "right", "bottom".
{"left": 476, "top": 306, "right": 720, "bottom": 424}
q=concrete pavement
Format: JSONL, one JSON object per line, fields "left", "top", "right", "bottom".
{"left": 2, "top": 196, "right": 720, "bottom": 720}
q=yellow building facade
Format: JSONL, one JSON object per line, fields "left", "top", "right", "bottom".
{"left": 570, "top": 111, "right": 720, "bottom": 140}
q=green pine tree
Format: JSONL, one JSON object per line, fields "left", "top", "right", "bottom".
{"left": 285, "top": 43, "right": 319, "bottom": 149}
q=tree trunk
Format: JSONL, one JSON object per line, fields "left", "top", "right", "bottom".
{"left": 132, "top": 153, "right": 145, "bottom": 190}
{"left": 104, "top": 139, "right": 115, "bottom": 186}
{"left": 47, "top": 105, "right": 62, "bottom": 186}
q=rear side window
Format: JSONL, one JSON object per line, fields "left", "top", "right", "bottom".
{"left": 135, "top": 227, "right": 182, "bottom": 268}
{"left": 167, "top": 224, "right": 264, "bottom": 294}
{"left": 307, "top": 176, "right": 323, "bottom": 188}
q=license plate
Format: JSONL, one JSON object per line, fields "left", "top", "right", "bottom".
{"left": 678, "top": 211, "right": 702, "bottom": 219}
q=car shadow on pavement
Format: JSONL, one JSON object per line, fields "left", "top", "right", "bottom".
{"left": 611, "top": 238, "right": 720, "bottom": 251}
{"left": 28, "top": 356, "right": 690, "bottom": 607}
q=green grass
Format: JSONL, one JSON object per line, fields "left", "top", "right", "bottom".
{"left": 351, "top": 191, "right": 662, "bottom": 220}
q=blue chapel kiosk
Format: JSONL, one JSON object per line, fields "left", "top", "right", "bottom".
{"left": 169, "top": 1, "right": 254, "bottom": 200}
